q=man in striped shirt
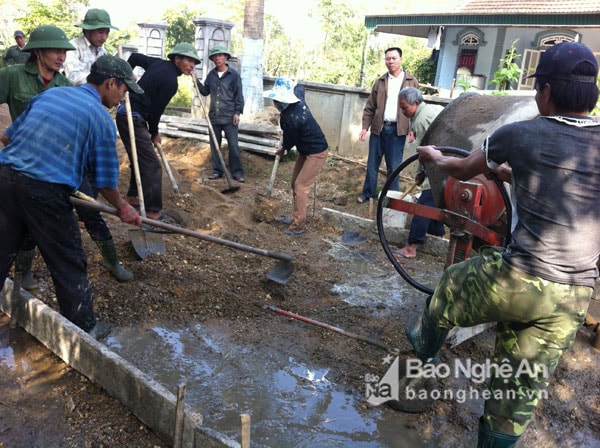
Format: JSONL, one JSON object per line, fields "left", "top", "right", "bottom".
{"left": 0, "top": 55, "right": 142, "bottom": 337}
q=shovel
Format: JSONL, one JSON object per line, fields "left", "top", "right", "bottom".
{"left": 118, "top": 45, "right": 165, "bottom": 259}
{"left": 122, "top": 90, "right": 166, "bottom": 259}
{"left": 252, "top": 153, "right": 281, "bottom": 222}
{"left": 154, "top": 141, "right": 179, "bottom": 193}
{"left": 192, "top": 72, "right": 240, "bottom": 195}
{"left": 70, "top": 196, "right": 295, "bottom": 285}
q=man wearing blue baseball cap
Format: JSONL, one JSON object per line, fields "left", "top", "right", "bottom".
{"left": 396, "top": 41, "right": 600, "bottom": 447}
{"left": 0, "top": 55, "right": 142, "bottom": 339}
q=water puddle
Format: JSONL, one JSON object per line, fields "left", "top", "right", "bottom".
{"left": 327, "top": 234, "right": 439, "bottom": 314}
{"left": 106, "top": 322, "right": 426, "bottom": 447}
{"left": 100, "top": 236, "right": 432, "bottom": 447}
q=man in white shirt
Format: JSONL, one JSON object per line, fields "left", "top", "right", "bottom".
{"left": 357, "top": 47, "right": 419, "bottom": 203}
{"left": 63, "top": 8, "right": 118, "bottom": 86}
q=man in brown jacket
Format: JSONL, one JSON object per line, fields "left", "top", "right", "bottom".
{"left": 357, "top": 47, "right": 419, "bottom": 203}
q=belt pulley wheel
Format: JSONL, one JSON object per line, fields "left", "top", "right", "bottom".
{"left": 376, "top": 146, "right": 512, "bottom": 294}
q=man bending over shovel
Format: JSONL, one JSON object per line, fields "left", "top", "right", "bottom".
{"left": 116, "top": 43, "right": 201, "bottom": 222}
{"left": 0, "top": 55, "right": 142, "bottom": 338}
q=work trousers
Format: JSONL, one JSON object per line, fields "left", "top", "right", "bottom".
{"left": 209, "top": 122, "right": 244, "bottom": 179}
{"left": 361, "top": 125, "right": 405, "bottom": 198}
{"left": 116, "top": 114, "right": 163, "bottom": 213}
{"left": 289, "top": 150, "right": 328, "bottom": 232}
{"left": 427, "top": 246, "right": 590, "bottom": 436}
{"left": 73, "top": 176, "right": 112, "bottom": 241}
{"left": 408, "top": 189, "right": 445, "bottom": 244}
{"left": 0, "top": 165, "right": 95, "bottom": 331}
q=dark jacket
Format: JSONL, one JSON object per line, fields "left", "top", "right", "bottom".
{"left": 126, "top": 53, "right": 181, "bottom": 137}
{"left": 361, "top": 70, "right": 419, "bottom": 136}
{"left": 197, "top": 66, "right": 244, "bottom": 125}
{"left": 280, "top": 85, "right": 328, "bottom": 156}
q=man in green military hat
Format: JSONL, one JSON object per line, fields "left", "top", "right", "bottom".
{"left": 196, "top": 44, "right": 245, "bottom": 182}
{"left": 64, "top": 8, "right": 118, "bottom": 85}
{"left": 116, "top": 43, "right": 201, "bottom": 223}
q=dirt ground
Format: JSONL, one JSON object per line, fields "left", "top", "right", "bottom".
{"left": 0, "top": 103, "right": 599, "bottom": 447}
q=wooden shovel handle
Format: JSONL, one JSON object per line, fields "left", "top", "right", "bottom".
{"left": 71, "top": 194, "right": 293, "bottom": 263}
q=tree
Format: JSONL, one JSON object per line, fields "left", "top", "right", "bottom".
{"left": 162, "top": 5, "right": 205, "bottom": 55}
{"left": 241, "top": 0, "right": 265, "bottom": 115}
{"left": 16, "top": 0, "right": 88, "bottom": 39}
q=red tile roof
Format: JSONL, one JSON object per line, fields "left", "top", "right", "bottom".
{"left": 399, "top": 0, "right": 599, "bottom": 15}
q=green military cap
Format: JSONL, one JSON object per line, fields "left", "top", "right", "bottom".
{"left": 91, "top": 55, "right": 144, "bottom": 94}
{"left": 77, "top": 8, "right": 118, "bottom": 30}
{"left": 208, "top": 45, "right": 231, "bottom": 60}
{"left": 22, "top": 25, "right": 75, "bottom": 51}
{"left": 167, "top": 43, "right": 201, "bottom": 64}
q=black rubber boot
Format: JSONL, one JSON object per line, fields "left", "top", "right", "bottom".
{"left": 14, "top": 250, "right": 38, "bottom": 291}
{"left": 406, "top": 295, "right": 449, "bottom": 363}
{"left": 477, "top": 418, "right": 521, "bottom": 448}
{"left": 95, "top": 239, "right": 133, "bottom": 282}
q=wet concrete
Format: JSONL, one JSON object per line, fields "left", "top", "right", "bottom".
{"left": 0, "top": 233, "right": 445, "bottom": 447}
{"left": 98, "top": 236, "right": 441, "bottom": 447}
{"left": 105, "top": 321, "right": 427, "bottom": 448}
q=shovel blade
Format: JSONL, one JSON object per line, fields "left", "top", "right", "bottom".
{"left": 266, "top": 260, "right": 294, "bottom": 285}
{"left": 129, "top": 229, "right": 166, "bottom": 259}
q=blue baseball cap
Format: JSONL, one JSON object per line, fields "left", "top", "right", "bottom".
{"left": 527, "top": 42, "right": 598, "bottom": 83}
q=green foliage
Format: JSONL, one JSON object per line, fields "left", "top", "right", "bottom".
{"left": 361, "top": 36, "right": 436, "bottom": 88}
{"left": 16, "top": 0, "right": 87, "bottom": 38}
{"left": 170, "top": 75, "right": 193, "bottom": 107}
{"left": 162, "top": 5, "right": 205, "bottom": 54}
{"left": 490, "top": 39, "right": 522, "bottom": 91}
{"left": 454, "top": 75, "right": 475, "bottom": 94}
{"left": 263, "top": 14, "right": 298, "bottom": 77}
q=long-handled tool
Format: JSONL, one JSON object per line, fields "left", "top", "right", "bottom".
{"left": 154, "top": 141, "right": 179, "bottom": 193}
{"left": 263, "top": 304, "right": 402, "bottom": 353}
{"left": 70, "top": 195, "right": 294, "bottom": 284}
{"left": 118, "top": 46, "right": 165, "bottom": 259}
{"left": 252, "top": 153, "right": 281, "bottom": 222}
{"left": 192, "top": 72, "right": 240, "bottom": 195}
{"left": 122, "top": 91, "right": 166, "bottom": 259}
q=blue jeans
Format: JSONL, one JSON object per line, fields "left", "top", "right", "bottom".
{"left": 210, "top": 122, "right": 244, "bottom": 179}
{"left": 361, "top": 124, "right": 405, "bottom": 198}
{"left": 408, "top": 189, "right": 445, "bottom": 244}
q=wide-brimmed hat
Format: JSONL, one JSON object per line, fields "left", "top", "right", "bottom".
{"left": 91, "top": 55, "right": 144, "bottom": 94}
{"left": 22, "top": 25, "right": 75, "bottom": 51}
{"left": 167, "top": 42, "right": 201, "bottom": 64}
{"left": 526, "top": 41, "right": 598, "bottom": 82}
{"left": 263, "top": 77, "right": 300, "bottom": 104}
{"left": 76, "top": 8, "right": 118, "bottom": 30}
{"left": 208, "top": 45, "right": 231, "bottom": 61}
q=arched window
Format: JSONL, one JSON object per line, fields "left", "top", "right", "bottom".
{"left": 453, "top": 28, "right": 486, "bottom": 76}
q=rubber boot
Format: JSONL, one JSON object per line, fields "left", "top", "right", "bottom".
{"left": 14, "top": 250, "right": 38, "bottom": 291}
{"left": 477, "top": 418, "right": 520, "bottom": 448}
{"left": 406, "top": 295, "right": 449, "bottom": 363}
{"left": 95, "top": 239, "right": 133, "bottom": 282}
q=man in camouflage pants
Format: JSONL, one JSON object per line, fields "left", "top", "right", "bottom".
{"left": 409, "top": 42, "right": 600, "bottom": 447}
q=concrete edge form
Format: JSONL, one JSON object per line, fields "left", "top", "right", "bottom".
{"left": 0, "top": 279, "right": 241, "bottom": 448}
